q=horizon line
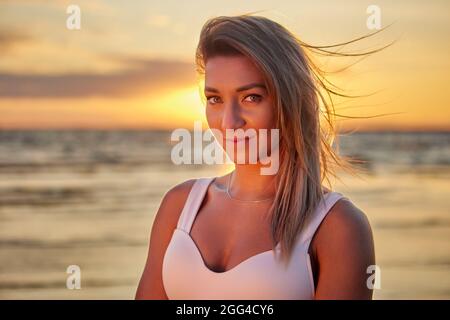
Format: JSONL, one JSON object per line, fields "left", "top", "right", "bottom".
{"left": 0, "top": 126, "right": 449, "bottom": 134}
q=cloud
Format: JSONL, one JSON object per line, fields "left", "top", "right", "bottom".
{"left": 146, "top": 14, "right": 186, "bottom": 35}
{"left": 0, "top": 30, "right": 33, "bottom": 53}
{"left": 0, "top": 57, "right": 198, "bottom": 98}
{"left": 147, "top": 14, "right": 171, "bottom": 28}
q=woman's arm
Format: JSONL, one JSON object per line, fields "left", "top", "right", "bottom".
{"left": 135, "top": 179, "right": 196, "bottom": 299}
{"left": 313, "top": 199, "right": 376, "bottom": 299}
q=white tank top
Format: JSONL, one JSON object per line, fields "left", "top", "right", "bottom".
{"left": 162, "top": 177, "right": 348, "bottom": 299}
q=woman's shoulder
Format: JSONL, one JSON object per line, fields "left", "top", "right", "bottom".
{"left": 310, "top": 196, "right": 375, "bottom": 298}
{"left": 154, "top": 176, "right": 220, "bottom": 226}
{"left": 333, "top": 197, "right": 371, "bottom": 230}
{"left": 313, "top": 196, "right": 375, "bottom": 265}
{"left": 160, "top": 178, "right": 198, "bottom": 213}
{"left": 319, "top": 196, "right": 373, "bottom": 242}
{"left": 164, "top": 178, "right": 197, "bottom": 200}
{"left": 151, "top": 179, "right": 198, "bottom": 230}
{"left": 163, "top": 175, "right": 220, "bottom": 198}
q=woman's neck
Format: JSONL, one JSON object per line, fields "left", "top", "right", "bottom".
{"left": 228, "top": 164, "right": 277, "bottom": 201}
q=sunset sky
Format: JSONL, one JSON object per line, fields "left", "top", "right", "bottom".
{"left": 0, "top": 0, "right": 449, "bottom": 131}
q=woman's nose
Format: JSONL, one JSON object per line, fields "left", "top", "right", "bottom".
{"left": 221, "top": 100, "right": 245, "bottom": 130}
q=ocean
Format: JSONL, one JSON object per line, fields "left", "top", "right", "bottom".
{"left": 0, "top": 130, "right": 449, "bottom": 299}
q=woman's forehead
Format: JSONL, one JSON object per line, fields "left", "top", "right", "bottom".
{"left": 205, "top": 55, "right": 265, "bottom": 89}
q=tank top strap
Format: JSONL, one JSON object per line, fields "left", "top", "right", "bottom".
{"left": 299, "top": 191, "right": 349, "bottom": 250}
{"left": 176, "top": 177, "right": 214, "bottom": 233}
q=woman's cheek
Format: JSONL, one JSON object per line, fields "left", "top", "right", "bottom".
{"left": 264, "top": 102, "right": 277, "bottom": 129}
{"left": 252, "top": 102, "right": 276, "bottom": 129}
{"left": 205, "top": 108, "right": 217, "bottom": 128}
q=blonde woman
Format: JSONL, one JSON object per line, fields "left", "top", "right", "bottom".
{"left": 136, "top": 15, "right": 375, "bottom": 300}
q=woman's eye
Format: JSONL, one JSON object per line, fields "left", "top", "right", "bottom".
{"left": 206, "top": 96, "right": 221, "bottom": 104}
{"left": 206, "top": 94, "right": 262, "bottom": 105}
{"left": 244, "top": 94, "right": 262, "bottom": 103}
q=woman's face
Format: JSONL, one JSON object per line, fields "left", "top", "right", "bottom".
{"left": 204, "top": 55, "right": 277, "bottom": 164}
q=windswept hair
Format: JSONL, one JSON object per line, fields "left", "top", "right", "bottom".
{"left": 195, "top": 14, "right": 393, "bottom": 264}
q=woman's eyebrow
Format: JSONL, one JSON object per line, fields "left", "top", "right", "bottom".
{"left": 204, "top": 82, "right": 267, "bottom": 93}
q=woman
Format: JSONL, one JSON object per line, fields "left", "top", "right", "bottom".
{"left": 136, "top": 14, "right": 375, "bottom": 300}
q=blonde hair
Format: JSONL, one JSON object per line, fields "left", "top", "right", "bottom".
{"left": 195, "top": 14, "right": 391, "bottom": 264}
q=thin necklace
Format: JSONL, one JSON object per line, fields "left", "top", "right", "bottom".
{"left": 226, "top": 171, "right": 274, "bottom": 203}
